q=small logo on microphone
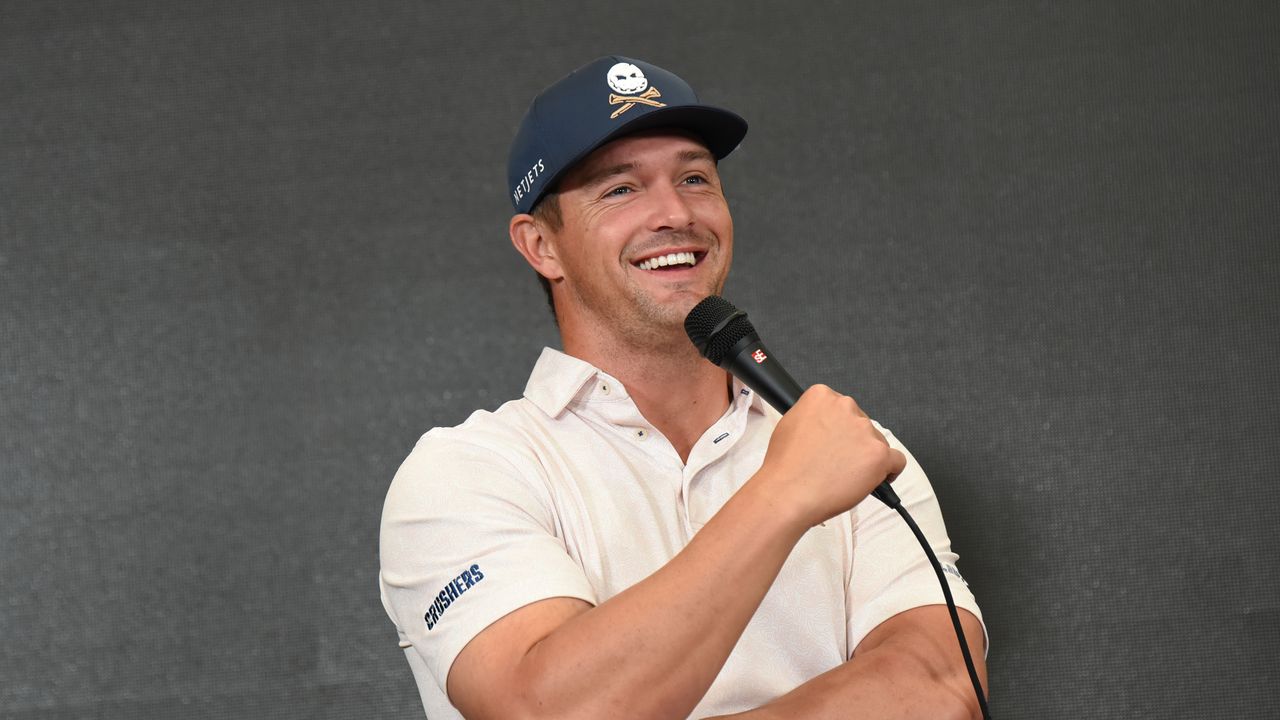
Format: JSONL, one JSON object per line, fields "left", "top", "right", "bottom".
{"left": 752, "top": 349, "right": 767, "bottom": 364}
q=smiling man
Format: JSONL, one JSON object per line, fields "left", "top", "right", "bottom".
{"left": 379, "top": 56, "right": 987, "bottom": 719}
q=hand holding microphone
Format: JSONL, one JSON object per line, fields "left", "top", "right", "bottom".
{"left": 686, "top": 296, "right": 993, "bottom": 719}
{"left": 684, "top": 296, "right": 906, "bottom": 526}
{"left": 762, "top": 384, "right": 907, "bottom": 527}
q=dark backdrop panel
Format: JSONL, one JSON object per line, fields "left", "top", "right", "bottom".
{"left": 2, "top": 1, "right": 1277, "bottom": 718}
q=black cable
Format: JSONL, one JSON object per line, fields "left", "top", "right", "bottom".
{"left": 878, "top": 485, "right": 991, "bottom": 719}
{"left": 682, "top": 297, "right": 992, "bottom": 716}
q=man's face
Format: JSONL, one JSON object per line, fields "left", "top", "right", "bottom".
{"left": 545, "top": 130, "right": 733, "bottom": 345}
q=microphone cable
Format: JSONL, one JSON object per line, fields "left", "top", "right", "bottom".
{"left": 868, "top": 482, "right": 991, "bottom": 720}
{"left": 686, "top": 295, "right": 991, "bottom": 719}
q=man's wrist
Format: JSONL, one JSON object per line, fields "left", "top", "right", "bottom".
{"left": 736, "top": 466, "right": 813, "bottom": 543}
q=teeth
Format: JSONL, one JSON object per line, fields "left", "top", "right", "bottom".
{"left": 637, "top": 252, "right": 697, "bottom": 270}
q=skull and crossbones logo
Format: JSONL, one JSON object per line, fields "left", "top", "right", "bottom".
{"left": 606, "top": 62, "right": 666, "bottom": 119}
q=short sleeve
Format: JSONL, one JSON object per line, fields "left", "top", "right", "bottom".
{"left": 845, "top": 425, "right": 987, "bottom": 657}
{"left": 378, "top": 429, "right": 598, "bottom": 696}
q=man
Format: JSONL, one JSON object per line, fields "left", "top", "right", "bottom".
{"left": 380, "top": 56, "right": 987, "bottom": 719}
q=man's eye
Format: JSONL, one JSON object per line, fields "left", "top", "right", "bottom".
{"left": 605, "top": 186, "right": 632, "bottom": 197}
{"left": 683, "top": 175, "right": 707, "bottom": 184}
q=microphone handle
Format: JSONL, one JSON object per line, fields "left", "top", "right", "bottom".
{"left": 719, "top": 333, "right": 901, "bottom": 508}
{"left": 720, "top": 333, "right": 803, "bottom": 410}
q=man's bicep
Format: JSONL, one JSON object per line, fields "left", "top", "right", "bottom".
{"left": 845, "top": 425, "right": 987, "bottom": 657}
{"left": 855, "top": 605, "right": 985, "bottom": 657}
{"left": 853, "top": 605, "right": 988, "bottom": 694}
{"left": 379, "top": 436, "right": 598, "bottom": 705}
{"left": 447, "top": 595, "right": 594, "bottom": 719}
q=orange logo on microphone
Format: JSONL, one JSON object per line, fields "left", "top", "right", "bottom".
{"left": 752, "top": 349, "right": 767, "bottom": 364}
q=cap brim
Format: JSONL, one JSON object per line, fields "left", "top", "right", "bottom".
{"left": 604, "top": 104, "right": 748, "bottom": 160}
{"left": 529, "top": 105, "right": 748, "bottom": 212}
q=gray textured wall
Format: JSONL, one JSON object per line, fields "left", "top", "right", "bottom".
{"left": 3, "top": 1, "right": 1278, "bottom": 718}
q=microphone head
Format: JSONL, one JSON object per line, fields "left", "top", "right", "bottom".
{"left": 684, "top": 295, "right": 758, "bottom": 366}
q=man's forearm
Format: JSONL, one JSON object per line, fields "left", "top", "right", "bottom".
{"left": 708, "top": 606, "right": 987, "bottom": 720}
{"left": 449, "top": 387, "right": 910, "bottom": 720}
{"left": 508, "top": 470, "right": 810, "bottom": 720}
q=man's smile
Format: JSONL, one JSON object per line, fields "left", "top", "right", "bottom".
{"left": 630, "top": 248, "right": 708, "bottom": 274}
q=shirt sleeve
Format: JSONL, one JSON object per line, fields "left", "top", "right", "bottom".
{"left": 378, "top": 428, "right": 599, "bottom": 696}
{"left": 845, "top": 424, "right": 988, "bottom": 658}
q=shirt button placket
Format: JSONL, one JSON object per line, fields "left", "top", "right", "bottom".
{"left": 681, "top": 466, "right": 697, "bottom": 540}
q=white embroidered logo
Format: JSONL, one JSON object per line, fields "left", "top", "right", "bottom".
{"left": 606, "top": 62, "right": 648, "bottom": 95}
{"left": 605, "top": 62, "right": 665, "bottom": 119}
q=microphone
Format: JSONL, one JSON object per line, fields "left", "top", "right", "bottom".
{"left": 686, "top": 300, "right": 992, "bottom": 718}
{"left": 684, "top": 295, "right": 900, "bottom": 508}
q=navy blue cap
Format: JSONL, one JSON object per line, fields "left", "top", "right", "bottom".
{"left": 507, "top": 56, "right": 748, "bottom": 215}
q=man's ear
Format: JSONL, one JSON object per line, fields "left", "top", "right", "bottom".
{"left": 510, "top": 214, "right": 564, "bottom": 282}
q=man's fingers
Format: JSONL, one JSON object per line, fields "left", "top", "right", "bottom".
{"left": 869, "top": 424, "right": 888, "bottom": 446}
{"left": 808, "top": 384, "right": 868, "bottom": 419}
{"left": 838, "top": 394, "right": 868, "bottom": 419}
{"left": 888, "top": 448, "right": 907, "bottom": 477}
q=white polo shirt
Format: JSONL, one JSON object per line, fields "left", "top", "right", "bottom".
{"left": 379, "top": 347, "right": 984, "bottom": 719}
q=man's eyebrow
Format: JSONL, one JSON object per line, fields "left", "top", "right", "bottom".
{"left": 577, "top": 149, "right": 718, "bottom": 190}
{"left": 578, "top": 162, "right": 637, "bottom": 190}
{"left": 677, "top": 148, "right": 716, "bottom": 164}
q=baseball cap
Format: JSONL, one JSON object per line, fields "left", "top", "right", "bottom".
{"left": 507, "top": 55, "right": 748, "bottom": 215}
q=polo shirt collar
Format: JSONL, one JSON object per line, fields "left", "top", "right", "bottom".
{"left": 523, "top": 347, "right": 601, "bottom": 417}
{"left": 523, "top": 346, "right": 767, "bottom": 418}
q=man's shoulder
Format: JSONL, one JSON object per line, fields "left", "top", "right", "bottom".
{"left": 411, "top": 396, "right": 549, "bottom": 463}
{"left": 388, "top": 395, "right": 562, "bottom": 499}
{"left": 380, "top": 399, "right": 552, "bottom": 529}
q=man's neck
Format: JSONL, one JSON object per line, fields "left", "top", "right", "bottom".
{"left": 561, "top": 326, "right": 732, "bottom": 465}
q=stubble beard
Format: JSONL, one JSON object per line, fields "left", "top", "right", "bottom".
{"left": 572, "top": 258, "right": 727, "bottom": 355}
{"left": 617, "top": 262, "right": 727, "bottom": 353}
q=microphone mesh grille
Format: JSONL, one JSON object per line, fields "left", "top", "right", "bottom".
{"left": 684, "top": 295, "right": 757, "bottom": 366}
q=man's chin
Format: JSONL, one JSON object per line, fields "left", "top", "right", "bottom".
{"left": 618, "top": 294, "right": 690, "bottom": 334}
{"left": 659, "top": 281, "right": 722, "bottom": 311}
{"left": 650, "top": 291, "right": 712, "bottom": 328}
{"left": 614, "top": 280, "right": 726, "bottom": 339}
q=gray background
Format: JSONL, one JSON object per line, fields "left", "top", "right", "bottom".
{"left": 3, "top": 1, "right": 1278, "bottom": 718}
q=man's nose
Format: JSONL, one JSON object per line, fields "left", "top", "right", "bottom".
{"left": 647, "top": 183, "right": 695, "bottom": 232}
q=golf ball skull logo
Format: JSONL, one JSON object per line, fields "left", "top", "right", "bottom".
{"left": 606, "top": 63, "right": 648, "bottom": 95}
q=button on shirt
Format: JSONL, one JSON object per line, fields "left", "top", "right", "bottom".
{"left": 379, "top": 347, "right": 984, "bottom": 719}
